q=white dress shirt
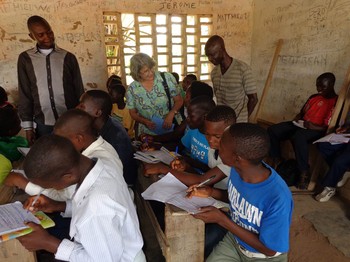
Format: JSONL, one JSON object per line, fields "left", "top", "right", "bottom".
{"left": 25, "top": 136, "right": 123, "bottom": 201}
{"left": 55, "top": 159, "right": 145, "bottom": 262}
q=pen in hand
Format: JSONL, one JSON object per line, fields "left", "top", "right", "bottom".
{"left": 187, "top": 175, "right": 216, "bottom": 193}
{"left": 27, "top": 192, "right": 42, "bottom": 212}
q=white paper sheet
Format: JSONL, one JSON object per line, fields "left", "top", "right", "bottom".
{"left": 313, "top": 133, "right": 350, "bottom": 145}
{"left": 17, "top": 147, "right": 30, "bottom": 156}
{"left": 141, "top": 172, "right": 225, "bottom": 214}
{"left": 134, "top": 147, "right": 176, "bottom": 165}
{"left": 0, "top": 202, "right": 39, "bottom": 235}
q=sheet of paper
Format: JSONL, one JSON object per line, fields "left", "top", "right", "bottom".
{"left": 292, "top": 120, "right": 306, "bottom": 129}
{"left": 313, "top": 133, "right": 350, "bottom": 144}
{"left": 17, "top": 147, "right": 30, "bottom": 156}
{"left": 151, "top": 116, "right": 174, "bottom": 135}
{"left": 141, "top": 172, "right": 220, "bottom": 214}
{"left": 134, "top": 149, "right": 175, "bottom": 165}
{"left": 0, "top": 202, "right": 39, "bottom": 235}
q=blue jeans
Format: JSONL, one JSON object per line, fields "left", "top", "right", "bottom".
{"left": 35, "top": 122, "right": 54, "bottom": 138}
{"left": 268, "top": 121, "right": 324, "bottom": 172}
{"left": 317, "top": 142, "right": 350, "bottom": 187}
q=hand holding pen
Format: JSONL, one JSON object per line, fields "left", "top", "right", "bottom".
{"left": 186, "top": 175, "right": 216, "bottom": 198}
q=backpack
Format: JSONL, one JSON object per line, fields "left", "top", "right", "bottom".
{"left": 276, "top": 159, "right": 300, "bottom": 187}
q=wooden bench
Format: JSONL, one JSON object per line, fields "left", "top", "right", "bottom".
{"left": 136, "top": 171, "right": 205, "bottom": 262}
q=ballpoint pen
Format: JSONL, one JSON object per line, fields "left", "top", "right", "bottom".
{"left": 187, "top": 175, "right": 216, "bottom": 194}
{"left": 27, "top": 191, "right": 42, "bottom": 212}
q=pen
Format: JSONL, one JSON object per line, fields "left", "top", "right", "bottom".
{"left": 195, "top": 175, "right": 216, "bottom": 188}
{"left": 175, "top": 146, "right": 178, "bottom": 157}
{"left": 27, "top": 191, "right": 42, "bottom": 212}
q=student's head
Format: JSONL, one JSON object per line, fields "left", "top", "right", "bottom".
{"left": 130, "top": 53, "right": 156, "bottom": 82}
{"left": 77, "top": 90, "right": 112, "bottom": 120}
{"left": 171, "top": 72, "right": 180, "bottom": 84}
{"left": 182, "top": 74, "right": 197, "bottom": 91}
{"left": 54, "top": 109, "right": 97, "bottom": 152}
{"left": 316, "top": 72, "right": 336, "bottom": 96}
{"left": 27, "top": 15, "right": 54, "bottom": 49}
{"left": 0, "top": 86, "right": 8, "bottom": 105}
{"left": 187, "top": 96, "right": 216, "bottom": 130}
{"left": 185, "top": 81, "right": 214, "bottom": 108}
{"left": 108, "top": 83, "right": 126, "bottom": 103}
{"left": 0, "top": 107, "right": 21, "bottom": 137}
{"left": 219, "top": 123, "right": 270, "bottom": 167}
{"left": 205, "top": 35, "right": 227, "bottom": 66}
{"left": 23, "top": 135, "right": 81, "bottom": 190}
{"left": 106, "top": 75, "right": 122, "bottom": 92}
{"left": 204, "top": 105, "right": 236, "bottom": 149}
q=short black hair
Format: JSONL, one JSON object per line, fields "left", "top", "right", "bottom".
{"left": 227, "top": 123, "right": 270, "bottom": 165}
{"left": 23, "top": 134, "right": 80, "bottom": 181}
{"left": 0, "top": 86, "right": 8, "bottom": 104}
{"left": 84, "top": 90, "right": 113, "bottom": 118}
{"left": 185, "top": 74, "right": 197, "bottom": 82}
{"left": 189, "top": 95, "right": 216, "bottom": 113}
{"left": 27, "top": 15, "right": 50, "bottom": 30}
{"left": 206, "top": 105, "right": 236, "bottom": 125}
{"left": 189, "top": 81, "right": 213, "bottom": 99}
{"left": 0, "top": 107, "right": 21, "bottom": 136}
{"left": 171, "top": 72, "right": 180, "bottom": 84}
{"left": 317, "top": 72, "right": 336, "bottom": 87}
{"left": 109, "top": 83, "right": 126, "bottom": 96}
{"left": 107, "top": 74, "right": 122, "bottom": 88}
{"left": 54, "top": 109, "right": 97, "bottom": 137}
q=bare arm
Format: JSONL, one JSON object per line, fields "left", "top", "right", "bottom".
{"left": 247, "top": 93, "right": 258, "bottom": 117}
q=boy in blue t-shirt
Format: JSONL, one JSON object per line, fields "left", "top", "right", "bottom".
{"left": 180, "top": 96, "right": 215, "bottom": 171}
{"left": 188, "top": 123, "right": 293, "bottom": 261}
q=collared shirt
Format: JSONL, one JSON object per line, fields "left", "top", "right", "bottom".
{"left": 18, "top": 45, "right": 84, "bottom": 129}
{"left": 211, "top": 59, "right": 256, "bottom": 123}
{"left": 25, "top": 136, "right": 123, "bottom": 201}
{"left": 55, "top": 159, "right": 145, "bottom": 262}
{"left": 207, "top": 148, "right": 230, "bottom": 190}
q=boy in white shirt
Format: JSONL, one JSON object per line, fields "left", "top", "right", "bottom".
{"left": 17, "top": 134, "right": 145, "bottom": 261}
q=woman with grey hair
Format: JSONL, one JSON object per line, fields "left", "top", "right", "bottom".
{"left": 126, "top": 53, "right": 183, "bottom": 136}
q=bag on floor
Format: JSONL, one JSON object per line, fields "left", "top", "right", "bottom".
{"left": 276, "top": 159, "right": 300, "bottom": 187}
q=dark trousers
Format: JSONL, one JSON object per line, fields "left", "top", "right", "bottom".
{"left": 268, "top": 121, "right": 324, "bottom": 172}
{"left": 317, "top": 142, "right": 350, "bottom": 187}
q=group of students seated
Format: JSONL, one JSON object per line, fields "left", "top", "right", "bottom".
{"left": 0, "top": 69, "right": 349, "bottom": 261}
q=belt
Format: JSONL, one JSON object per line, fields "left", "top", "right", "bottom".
{"left": 237, "top": 242, "right": 282, "bottom": 259}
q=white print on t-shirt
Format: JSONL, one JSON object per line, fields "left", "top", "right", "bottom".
{"left": 190, "top": 137, "right": 209, "bottom": 160}
{"left": 228, "top": 182, "right": 263, "bottom": 234}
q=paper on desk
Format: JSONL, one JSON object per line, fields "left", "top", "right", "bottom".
{"left": 141, "top": 172, "right": 224, "bottom": 214}
{"left": 134, "top": 149, "right": 175, "bottom": 165}
{"left": 0, "top": 201, "right": 39, "bottom": 235}
{"left": 313, "top": 133, "right": 350, "bottom": 145}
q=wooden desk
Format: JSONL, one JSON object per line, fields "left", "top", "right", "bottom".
{"left": 136, "top": 170, "right": 205, "bottom": 262}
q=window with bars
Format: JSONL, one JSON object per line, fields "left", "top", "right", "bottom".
{"left": 103, "top": 12, "right": 213, "bottom": 85}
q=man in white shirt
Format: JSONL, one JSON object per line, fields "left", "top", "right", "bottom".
{"left": 17, "top": 134, "right": 145, "bottom": 261}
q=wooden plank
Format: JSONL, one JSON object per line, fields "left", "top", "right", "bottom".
{"left": 0, "top": 239, "right": 36, "bottom": 262}
{"left": 253, "top": 39, "right": 283, "bottom": 122}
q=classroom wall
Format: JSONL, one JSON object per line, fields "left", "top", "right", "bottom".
{"left": 252, "top": 0, "right": 350, "bottom": 123}
{"left": 0, "top": 0, "right": 253, "bottom": 104}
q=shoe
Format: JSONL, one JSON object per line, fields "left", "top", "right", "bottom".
{"left": 297, "top": 171, "right": 310, "bottom": 190}
{"left": 315, "top": 187, "right": 336, "bottom": 202}
{"left": 337, "top": 172, "right": 350, "bottom": 187}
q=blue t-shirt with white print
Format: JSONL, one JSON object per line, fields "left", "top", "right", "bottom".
{"left": 227, "top": 163, "right": 293, "bottom": 253}
{"left": 181, "top": 128, "right": 209, "bottom": 165}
